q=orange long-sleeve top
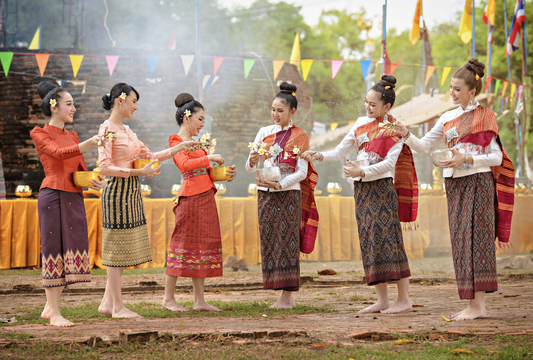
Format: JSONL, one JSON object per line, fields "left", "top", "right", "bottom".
{"left": 30, "top": 123, "right": 88, "bottom": 193}
{"left": 169, "top": 134, "right": 215, "bottom": 197}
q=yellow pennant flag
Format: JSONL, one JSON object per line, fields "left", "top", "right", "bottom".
{"left": 289, "top": 33, "right": 301, "bottom": 72}
{"left": 409, "top": 0, "right": 422, "bottom": 45}
{"left": 330, "top": 123, "right": 338, "bottom": 132}
{"left": 458, "top": 0, "right": 473, "bottom": 44}
{"left": 301, "top": 60, "right": 313, "bottom": 81}
{"left": 425, "top": 66, "right": 436, "bottom": 86}
{"left": 28, "top": 26, "right": 41, "bottom": 50}
{"left": 510, "top": 83, "right": 516, "bottom": 98}
{"left": 273, "top": 60, "right": 285, "bottom": 80}
{"left": 70, "top": 55, "right": 84, "bottom": 78}
{"left": 441, "top": 67, "right": 452, "bottom": 86}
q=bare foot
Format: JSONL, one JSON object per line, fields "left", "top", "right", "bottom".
{"left": 98, "top": 303, "right": 113, "bottom": 317}
{"left": 49, "top": 313, "right": 75, "bottom": 327}
{"left": 381, "top": 299, "right": 412, "bottom": 314}
{"left": 449, "top": 310, "right": 464, "bottom": 319}
{"left": 453, "top": 305, "right": 486, "bottom": 321}
{"left": 359, "top": 302, "right": 389, "bottom": 314}
{"left": 40, "top": 302, "right": 51, "bottom": 320}
{"left": 194, "top": 302, "right": 221, "bottom": 312}
{"left": 269, "top": 300, "right": 294, "bottom": 310}
{"left": 112, "top": 307, "right": 144, "bottom": 319}
{"left": 162, "top": 299, "right": 189, "bottom": 312}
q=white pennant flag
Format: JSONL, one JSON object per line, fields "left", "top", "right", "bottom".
{"left": 181, "top": 55, "right": 195, "bottom": 76}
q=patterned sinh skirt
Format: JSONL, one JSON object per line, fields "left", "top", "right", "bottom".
{"left": 353, "top": 178, "right": 411, "bottom": 286}
{"left": 102, "top": 176, "right": 152, "bottom": 267}
{"left": 258, "top": 190, "right": 301, "bottom": 292}
{"left": 166, "top": 188, "right": 222, "bottom": 278}
{"left": 445, "top": 172, "right": 498, "bottom": 300}
{"left": 38, "top": 188, "right": 91, "bottom": 287}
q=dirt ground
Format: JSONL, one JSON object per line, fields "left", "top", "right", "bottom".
{"left": 1, "top": 256, "right": 532, "bottom": 346}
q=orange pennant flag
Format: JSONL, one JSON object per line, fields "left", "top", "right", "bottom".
{"left": 69, "top": 55, "right": 84, "bottom": 78}
{"left": 35, "top": 53, "right": 49, "bottom": 77}
{"left": 425, "top": 66, "right": 436, "bottom": 86}
{"left": 390, "top": 62, "right": 401, "bottom": 75}
{"left": 273, "top": 60, "right": 285, "bottom": 80}
{"left": 501, "top": 81, "right": 508, "bottom": 97}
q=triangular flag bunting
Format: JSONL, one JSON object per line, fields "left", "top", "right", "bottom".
{"left": 505, "top": 96, "right": 509, "bottom": 106}
{"left": 425, "top": 66, "right": 436, "bottom": 86}
{"left": 202, "top": 75, "right": 211, "bottom": 89}
{"left": 35, "top": 53, "right": 49, "bottom": 77}
{"left": 69, "top": 55, "right": 84, "bottom": 78}
{"left": 383, "top": 51, "right": 391, "bottom": 74}
{"left": 213, "top": 57, "right": 224, "bottom": 76}
{"left": 0, "top": 52, "right": 14, "bottom": 77}
{"left": 28, "top": 26, "right": 41, "bottom": 50}
{"left": 441, "top": 67, "right": 452, "bottom": 86}
{"left": 56, "top": 80, "right": 67, "bottom": 87}
{"left": 330, "top": 123, "right": 338, "bottom": 132}
{"left": 501, "top": 81, "right": 508, "bottom": 97}
{"left": 390, "top": 62, "right": 401, "bottom": 75}
{"left": 518, "top": 85, "right": 523, "bottom": 100}
{"left": 181, "top": 55, "right": 195, "bottom": 76}
{"left": 146, "top": 56, "right": 158, "bottom": 75}
{"left": 244, "top": 59, "right": 255, "bottom": 79}
{"left": 360, "top": 60, "right": 371, "bottom": 81}
{"left": 510, "top": 83, "right": 516, "bottom": 98}
{"left": 203, "top": 75, "right": 220, "bottom": 92}
{"left": 301, "top": 59, "right": 313, "bottom": 81}
{"left": 167, "top": 28, "right": 177, "bottom": 50}
{"left": 105, "top": 55, "right": 119, "bottom": 76}
{"left": 494, "top": 79, "right": 501, "bottom": 96}
{"left": 331, "top": 60, "right": 343, "bottom": 79}
{"left": 484, "top": 76, "right": 493, "bottom": 93}
{"left": 273, "top": 60, "right": 285, "bottom": 80}
{"left": 289, "top": 33, "right": 301, "bottom": 71}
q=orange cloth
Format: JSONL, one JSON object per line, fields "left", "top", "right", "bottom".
{"left": 30, "top": 124, "right": 87, "bottom": 193}
{"left": 169, "top": 134, "right": 215, "bottom": 197}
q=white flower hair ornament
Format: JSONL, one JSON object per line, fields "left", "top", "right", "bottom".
{"left": 119, "top": 92, "right": 127, "bottom": 100}
{"left": 184, "top": 109, "right": 191, "bottom": 117}
{"left": 49, "top": 99, "right": 57, "bottom": 107}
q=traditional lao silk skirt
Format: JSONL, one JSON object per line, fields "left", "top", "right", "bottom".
{"left": 166, "top": 189, "right": 222, "bottom": 278}
{"left": 445, "top": 172, "right": 498, "bottom": 299}
{"left": 258, "top": 189, "right": 301, "bottom": 291}
{"left": 353, "top": 177, "right": 411, "bottom": 286}
{"left": 38, "top": 188, "right": 91, "bottom": 287}
{"left": 102, "top": 176, "right": 152, "bottom": 267}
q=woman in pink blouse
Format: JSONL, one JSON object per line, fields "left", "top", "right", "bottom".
{"left": 97, "top": 83, "right": 195, "bottom": 319}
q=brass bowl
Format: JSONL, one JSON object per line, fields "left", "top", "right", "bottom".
{"left": 315, "top": 189, "right": 323, "bottom": 195}
{"left": 258, "top": 166, "right": 281, "bottom": 182}
{"left": 215, "top": 183, "right": 227, "bottom": 195}
{"left": 326, "top": 182, "right": 342, "bottom": 196}
{"left": 209, "top": 166, "right": 232, "bottom": 182}
{"left": 171, "top": 184, "right": 182, "bottom": 195}
{"left": 248, "top": 183, "right": 258, "bottom": 196}
{"left": 431, "top": 149, "right": 453, "bottom": 167}
{"left": 15, "top": 185, "right": 32, "bottom": 198}
{"left": 73, "top": 171, "right": 101, "bottom": 188}
{"left": 133, "top": 159, "right": 161, "bottom": 173}
{"left": 141, "top": 184, "right": 151, "bottom": 197}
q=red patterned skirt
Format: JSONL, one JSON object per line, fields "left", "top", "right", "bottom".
{"left": 353, "top": 178, "right": 411, "bottom": 286}
{"left": 166, "top": 189, "right": 222, "bottom": 278}
{"left": 445, "top": 172, "right": 498, "bottom": 299}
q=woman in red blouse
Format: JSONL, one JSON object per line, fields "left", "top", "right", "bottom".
{"left": 30, "top": 82, "right": 106, "bottom": 327}
{"left": 162, "top": 93, "right": 236, "bottom": 312}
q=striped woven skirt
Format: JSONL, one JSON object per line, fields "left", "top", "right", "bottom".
{"left": 445, "top": 172, "right": 498, "bottom": 299}
{"left": 353, "top": 178, "right": 411, "bottom": 286}
{"left": 166, "top": 189, "right": 222, "bottom": 278}
{"left": 258, "top": 190, "right": 301, "bottom": 292}
{"left": 101, "top": 176, "right": 152, "bottom": 267}
{"left": 38, "top": 188, "right": 91, "bottom": 287}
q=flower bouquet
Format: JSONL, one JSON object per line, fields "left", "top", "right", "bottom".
{"left": 248, "top": 141, "right": 284, "bottom": 182}
{"left": 98, "top": 127, "right": 117, "bottom": 146}
{"left": 378, "top": 115, "right": 397, "bottom": 137}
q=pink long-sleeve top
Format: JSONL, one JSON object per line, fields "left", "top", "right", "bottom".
{"left": 97, "top": 120, "right": 172, "bottom": 177}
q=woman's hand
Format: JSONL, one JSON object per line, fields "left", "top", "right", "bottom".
{"left": 89, "top": 175, "right": 106, "bottom": 191}
{"left": 208, "top": 154, "right": 225, "bottom": 165}
{"left": 301, "top": 150, "right": 321, "bottom": 162}
{"left": 342, "top": 161, "right": 362, "bottom": 178}
{"left": 249, "top": 151, "right": 261, "bottom": 167}
{"left": 255, "top": 176, "right": 278, "bottom": 189}
{"left": 395, "top": 121, "right": 409, "bottom": 137}
{"left": 172, "top": 140, "right": 198, "bottom": 155}
{"left": 141, "top": 160, "right": 161, "bottom": 178}
{"left": 225, "top": 165, "right": 237, "bottom": 182}
{"left": 439, "top": 148, "right": 470, "bottom": 168}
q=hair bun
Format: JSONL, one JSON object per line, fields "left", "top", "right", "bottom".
{"left": 175, "top": 93, "right": 195, "bottom": 108}
{"left": 101, "top": 94, "right": 112, "bottom": 111}
{"left": 378, "top": 75, "right": 396, "bottom": 89}
{"left": 37, "top": 82, "right": 58, "bottom": 99}
{"left": 279, "top": 82, "right": 297, "bottom": 94}
{"left": 465, "top": 58, "right": 485, "bottom": 79}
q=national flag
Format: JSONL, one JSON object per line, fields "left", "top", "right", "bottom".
{"left": 505, "top": 0, "right": 526, "bottom": 57}
{"left": 482, "top": 0, "right": 496, "bottom": 44}
{"left": 458, "top": 0, "right": 473, "bottom": 44}
{"left": 409, "top": 0, "right": 422, "bottom": 45}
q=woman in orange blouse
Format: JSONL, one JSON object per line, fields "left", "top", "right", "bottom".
{"left": 30, "top": 81, "right": 106, "bottom": 327}
{"left": 162, "top": 93, "right": 236, "bottom": 312}
{"left": 97, "top": 83, "right": 196, "bottom": 319}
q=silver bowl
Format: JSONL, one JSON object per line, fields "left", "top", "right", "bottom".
{"left": 259, "top": 166, "right": 281, "bottom": 182}
{"left": 351, "top": 159, "right": 369, "bottom": 167}
{"left": 431, "top": 149, "right": 453, "bottom": 167}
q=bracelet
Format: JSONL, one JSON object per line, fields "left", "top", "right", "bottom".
{"left": 464, "top": 154, "right": 468, "bottom": 164}
{"left": 403, "top": 131, "right": 411, "bottom": 140}
{"left": 318, "top": 153, "right": 324, "bottom": 162}
{"left": 275, "top": 181, "right": 282, "bottom": 190}
{"left": 249, "top": 159, "right": 257, "bottom": 168}
{"left": 360, "top": 169, "right": 366, "bottom": 178}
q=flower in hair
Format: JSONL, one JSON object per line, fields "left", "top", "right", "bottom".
{"left": 119, "top": 92, "right": 127, "bottom": 100}
{"left": 49, "top": 99, "right": 57, "bottom": 107}
{"left": 385, "top": 86, "right": 390, "bottom": 90}
{"left": 475, "top": 74, "right": 480, "bottom": 80}
{"left": 292, "top": 92, "right": 296, "bottom": 96}
{"left": 184, "top": 109, "right": 191, "bottom": 117}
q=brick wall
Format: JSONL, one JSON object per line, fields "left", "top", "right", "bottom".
{"left": 0, "top": 49, "right": 314, "bottom": 197}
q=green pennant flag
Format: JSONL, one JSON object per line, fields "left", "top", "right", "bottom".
{"left": 0, "top": 52, "right": 14, "bottom": 77}
{"left": 494, "top": 79, "right": 501, "bottom": 97}
{"left": 244, "top": 59, "right": 255, "bottom": 79}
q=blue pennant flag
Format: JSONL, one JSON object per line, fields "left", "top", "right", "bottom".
{"left": 146, "top": 56, "right": 159, "bottom": 75}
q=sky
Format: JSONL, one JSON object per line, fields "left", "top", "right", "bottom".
{"left": 218, "top": 0, "right": 466, "bottom": 37}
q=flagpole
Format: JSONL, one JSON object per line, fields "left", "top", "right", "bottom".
{"left": 196, "top": 0, "right": 203, "bottom": 102}
{"left": 382, "top": 0, "right": 387, "bottom": 76}
{"left": 503, "top": 0, "right": 512, "bottom": 81}
{"left": 472, "top": 0, "right": 475, "bottom": 58}
{"left": 518, "top": 0, "right": 529, "bottom": 180}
